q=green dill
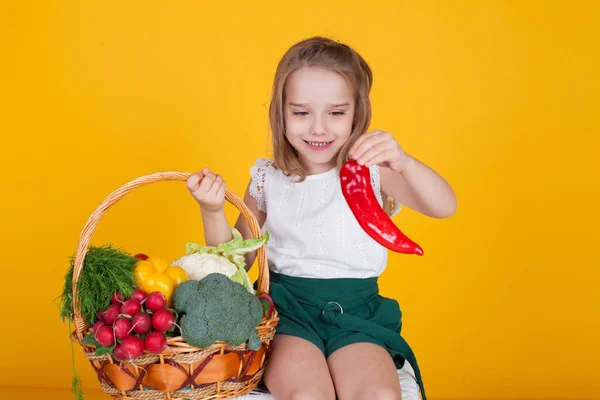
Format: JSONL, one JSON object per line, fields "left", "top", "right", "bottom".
{"left": 59, "top": 244, "right": 138, "bottom": 326}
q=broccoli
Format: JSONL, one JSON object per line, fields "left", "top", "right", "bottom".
{"left": 173, "top": 273, "right": 264, "bottom": 350}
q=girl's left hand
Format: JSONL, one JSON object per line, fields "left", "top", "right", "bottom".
{"left": 349, "top": 130, "right": 411, "bottom": 172}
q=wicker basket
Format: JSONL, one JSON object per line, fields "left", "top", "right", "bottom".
{"left": 70, "top": 171, "right": 279, "bottom": 400}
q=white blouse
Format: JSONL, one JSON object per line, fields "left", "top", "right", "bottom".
{"left": 249, "top": 158, "right": 401, "bottom": 279}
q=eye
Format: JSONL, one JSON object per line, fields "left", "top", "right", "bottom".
{"left": 331, "top": 111, "right": 346, "bottom": 116}
{"left": 293, "top": 111, "right": 308, "bottom": 116}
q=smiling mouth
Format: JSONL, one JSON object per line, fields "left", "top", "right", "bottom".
{"left": 304, "top": 140, "right": 333, "bottom": 148}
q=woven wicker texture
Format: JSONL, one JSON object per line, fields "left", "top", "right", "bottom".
{"left": 70, "top": 172, "right": 278, "bottom": 399}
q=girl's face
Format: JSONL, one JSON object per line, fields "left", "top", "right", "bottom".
{"left": 284, "top": 66, "right": 355, "bottom": 175}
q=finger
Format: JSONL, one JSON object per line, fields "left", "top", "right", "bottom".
{"left": 354, "top": 131, "right": 385, "bottom": 153}
{"left": 186, "top": 167, "right": 211, "bottom": 191}
{"left": 364, "top": 150, "right": 391, "bottom": 168}
{"left": 206, "top": 178, "right": 225, "bottom": 204}
{"left": 349, "top": 130, "right": 380, "bottom": 158}
{"left": 209, "top": 174, "right": 224, "bottom": 193}
{"left": 208, "top": 174, "right": 226, "bottom": 197}
{"left": 215, "top": 179, "right": 226, "bottom": 201}
{"left": 357, "top": 143, "right": 385, "bottom": 166}
{"left": 353, "top": 133, "right": 386, "bottom": 162}
{"left": 186, "top": 173, "right": 203, "bottom": 192}
{"left": 198, "top": 173, "right": 217, "bottom": 193}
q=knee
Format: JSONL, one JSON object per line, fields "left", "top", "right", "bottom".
{"left": 288, "top": 392, "right": 317, "bottom": 400}
{"left": 356, "top": 385, "right": 401, "bottom": 400}
{"left": 285, "top": 389, "right": 335, "bottom": 400}
{"left": 289, "top": 390, "right": 335, "bottom": 400}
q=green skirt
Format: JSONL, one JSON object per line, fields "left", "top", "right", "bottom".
{"left": 268, "top": 271, "right": 426, "bottom": 399}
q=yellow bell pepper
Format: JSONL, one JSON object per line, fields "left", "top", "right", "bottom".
{"left": 134, "top": 257, "right": 187, "bottom": 307}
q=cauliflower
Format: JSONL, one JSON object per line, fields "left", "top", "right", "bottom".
{"left": 171, "top": 253, "right": 237, "bottom": 281}
{"left": 171, "top": 227, "right": 269, "bottom": 295}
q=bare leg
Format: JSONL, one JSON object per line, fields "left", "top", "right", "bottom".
{"left": 263, "top": 334, "right": 336, "bottom": 400}
{"left": 327, "top": 342, "right": 402, "bottom": 400}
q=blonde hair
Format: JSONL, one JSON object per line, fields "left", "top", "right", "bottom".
{"left": 269, "top": 36, "right": 373, "bottom": 182}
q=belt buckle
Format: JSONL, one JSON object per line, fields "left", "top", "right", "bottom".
{"left": 322, "top": 301, "right": 344, "bottom": 315}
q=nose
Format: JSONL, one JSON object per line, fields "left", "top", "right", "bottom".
{"left": 310, "top": 115, "right": 327, "bottom": 136}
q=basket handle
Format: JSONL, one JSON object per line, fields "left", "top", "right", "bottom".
{"left": 71, "top": 171, "right": 269, "bottom": 339}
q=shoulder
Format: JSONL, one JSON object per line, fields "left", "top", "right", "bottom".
{"left": 250, "top": 158, "right": 275, "bottom": 177}
{"left": 248, "top": 158, "right": 275, "bottom": 213}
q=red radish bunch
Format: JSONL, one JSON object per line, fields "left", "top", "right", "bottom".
{"left": 131, "top": 289, "right": 147, "bottom": 303}
{"left": 92, "top": 288, "right": 178, "bottom": 362}
{"left": 144, "top": 331, "right": 168, "bottom": 354}
{"left": 120, "top": 299, "right": 142, "bottom": 316}
{"left": 152, "top": 309, "right": 176, "bottom": 332}
{"left": 113, "top": 318, "right": 132, "bottom": 340}
{"left": 131, "top": 312, "right": 152, "bottom": 335}
{"left": 145, "top": 292, "right": 167, "bottom": 312}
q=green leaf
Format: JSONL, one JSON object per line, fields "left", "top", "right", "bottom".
{"left": 232, "top": 228, "right": 243, "bottom": 241}
{"left": 58, "top": 244, "right": 138, "bottom": 326}
{"left": 185, "top": 229, "right": 269, "bottom": 259}
{"left": 95, "top": 345, "right": 114, "bottom": 357}
{"left": 230, "top": 254, "right": 246, "bottom": 270}
{"left": 260, "top": 300, "right": 270, "bottom": 317}
{"left": 82, "top": 333, "right": 100, "bottom": 347}
{"left": 71, "top": 374, "right": 84, "bottom": 400}
{"left": 165, "top": 329, "right": 177, "bottom": 338}
{"left": 221, "top": 230, "right": 269, "bottom": 257}
{"left": 186, "top": 242, "right": 214, "bottom": 255}
{"left": 230, "top": 266, "right": 255, "bottom": 294}
{"left": 168, "top": 308, "right": 179, "bottom": 321}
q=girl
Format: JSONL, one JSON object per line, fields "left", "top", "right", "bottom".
{"left": 186, "top": 37, "right": 456, "bottom": 400}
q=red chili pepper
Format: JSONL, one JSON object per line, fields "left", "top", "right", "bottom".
{"left": 340, "top": 160, "right": 424, "bottom": 256}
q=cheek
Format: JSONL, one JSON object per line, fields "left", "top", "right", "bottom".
{"left": 284, "top": 119, "right": 309, "bottom": 136}
{"left": 332, "top": 117, "right": 354, "bottom": 135}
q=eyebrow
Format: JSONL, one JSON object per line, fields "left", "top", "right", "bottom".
{"left": 287, "top": 102, "right": 350, "bottom": 107}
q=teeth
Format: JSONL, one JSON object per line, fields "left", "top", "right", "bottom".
{"left": 308, "top": 141, "right": 331, "bottom": 147}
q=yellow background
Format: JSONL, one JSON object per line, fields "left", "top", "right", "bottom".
{"left": 2, "top": 1, "right": 599, "bottom": 399}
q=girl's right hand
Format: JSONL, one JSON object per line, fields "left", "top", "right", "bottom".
{"left": 186, "top": 168, "right": 226, "bottom": 213}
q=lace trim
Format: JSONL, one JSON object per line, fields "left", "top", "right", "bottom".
{"left": 369, "top": 165, "right": 384, "bottom": 206}
{"left": 249, "top": 158, "right": 273, "bottom": 213}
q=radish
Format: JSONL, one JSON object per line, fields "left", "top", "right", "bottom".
{"left": 131, "top": 312, "right": 152, "bottom": 335}
{"left": 111, "top": 292, "right": 125, "bottom": 304}
{"left": 145, "top": 291, "right": 166, "bottom": 312}
{"left": 134, "top": 253, "right": 148, "bottom": 260}
{"left": 96, "top": 310, "right": 105, "bottom": 322}
{"left": 103, "top": 304, "right": 121, "bottom": 325}
{"left": 113, "top": 344, "right": 126, "bottom": 361}
{"left": 120, "top": 299, "right": 141, "bottom": 316}
{"left": 144, "top": 331, "right": 168, "bottom": 354}
{"left": 131, "top": 289, "right": 147, "bottom": 303}
{"left": 94, "top": 325, "right": 115, "bottom": 347}
{"left": 152, "top": 309, "right": 175, "bottom": 332}
{"left": 119, "top": 336, "right": 144, "bottom": 359}
{"left": 92, "top": 321, "right": 105, "bottom": 337}
{"left": 113, "top": 317, "right": 132, "bottom": 340}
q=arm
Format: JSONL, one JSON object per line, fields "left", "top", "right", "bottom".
{"left": 187, "top": 168, "right": 234, "bottom": 246}
{"left": 201, "top": 209, "right": 234, "bottom": 246}
{"left": 201, "top": 184, "right": 266, "bottom": 270}
{"left": 379, "top": 155, "right": 457, "bottom": 219}
{"left": 187, "top": 169, "right": 267, "bottom": 270}
{"left": 350, "top": 130, "right": 457, "bottom": 219}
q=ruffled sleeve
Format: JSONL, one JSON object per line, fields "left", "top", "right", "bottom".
{"left": 249, "top": 158, "right": 273, "bottom": 213}
{"left": 370, "top": 164, "right": 401, "bottom": 217}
